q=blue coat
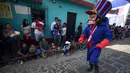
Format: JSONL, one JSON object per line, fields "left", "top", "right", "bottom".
{"left": 83, "top": 17, "right": 112, "bottom": 63}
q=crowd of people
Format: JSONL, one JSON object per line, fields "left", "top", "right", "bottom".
{"left": 0, "top": 17, "right": 83, "bottom": 64}
{"left": 1, "top": 16, "right": 130, "bottom": 65}
{"left": 109, "top": 23, "right": 130, "bottom": 40}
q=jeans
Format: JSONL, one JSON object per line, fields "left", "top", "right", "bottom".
{"left": 64, "top": 49, "right": 68, "bottom": 54}
{"left": 51, "top": 31, "right": 54, "bottom": 43}
{"left": 35, "top": 33, "right": 44, "bottom": 42}
{"left": 54, "top": 35, "right": 61, "bottom": 47}
{"left": 61, "top": 35, "right": 66, "bottom": 46}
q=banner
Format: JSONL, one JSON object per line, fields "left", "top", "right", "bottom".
{"left": 106, "top": 4, "right": 130, "bottom": 27}
{"left": 0, "top": 2, "right": 13, "bottom": 18}
{"left": 15, "top": 5, "right": 31, "bottom": 15}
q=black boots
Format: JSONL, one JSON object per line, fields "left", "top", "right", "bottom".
{"left": 94, "top": 64, "right": 99, "bottom": 73}
{"left": 87, "top": 62, "right": 99, "bottom": 73}
{"left": 87, "top": 62, "right": 94, "bottom": 72}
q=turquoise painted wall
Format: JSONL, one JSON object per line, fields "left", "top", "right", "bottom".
{"left": 43, "top": 0, "right": 92, "bottom": 38}
{"left": 0, "top": 0, "right": 94, "bottom": 39}
{"left": 84, "top": 0, "right": 97, "bottom": 4}
{"left": 0, "top": 0, "right": 41, "bottom": 39}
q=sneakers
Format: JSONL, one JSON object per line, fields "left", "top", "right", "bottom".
{"left": 58, "top": 47, "right": 60, "bottom": 50}
{"left": 17, "top": 60, "right": 20, "bottom": 63}
{"left": 67, "top": 53, "right": 70, "bottom": 56}
{"left": 20, "top": 61, "right": 24, "bottom": 64}
{"left": 41, "top": 53, "right": 46, "bottom": 58}
{"left": 61, "top": 53, "right": 64, "bottom": 56}
{"left": 18, "top": 60, "right": 24, "bottom": 64}
{"left": 43, "top": 56, "right": 47, "bottom": 59}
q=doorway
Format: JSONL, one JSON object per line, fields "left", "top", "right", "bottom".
{"left": 66, "top": 12, "right": 77, "bottom": 40}
{"left": 30, "top": 8, "right": 46, "bottom": 40}
{"left": 31, "top": 8, "right": 45, "bottom": 23}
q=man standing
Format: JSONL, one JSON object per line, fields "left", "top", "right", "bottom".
{"left": 53, "top": 19, "right": 62, "bottom": 49}
{"left": 77, "top": 22, "right": 82, "bottom": 40}
{"left": 31, "top": 17, "right": 44, "bottom": 43}
{"left": 79, "top": 0, "right": 112, "bottom": 73}
{"left": 51, "top": 17, "right": 58, "bottom": 38}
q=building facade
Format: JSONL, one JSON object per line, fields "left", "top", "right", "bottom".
{"left": 0, "top": 0, "right": 43, "bottom": 38}
{"left": 0, "top": 0, "right": 97, "bottom": 38}
{"left": 43, "top": 0, "right": 96, "bottom": 38}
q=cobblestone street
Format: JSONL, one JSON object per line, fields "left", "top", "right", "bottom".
{"left": 0, "top": 38, "right": 130, "bottom": 73}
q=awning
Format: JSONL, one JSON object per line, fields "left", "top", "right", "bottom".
{"left": 71, "top": 0, "right": 95, "bottom": 8}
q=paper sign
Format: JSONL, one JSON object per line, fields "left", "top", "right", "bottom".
{"left": 15, "top": 5, "right": 31, "bottom": 15}
{"left": 0, "top": 2, "right": 13, "bottom": 18}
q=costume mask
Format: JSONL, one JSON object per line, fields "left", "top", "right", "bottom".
{"left": 85, "top": 0, "right": 112, "bottom": 25}
{"left": 87, "top": 14, "right": 97, "bottom": 25}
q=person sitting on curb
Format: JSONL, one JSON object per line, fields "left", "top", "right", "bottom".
{"left": 62, "top": 41, "right": 71, "bottom": 56}
{"left": 17, "top": 43, "right": 29, "bottom": 64}
{"left": 39, "top": 37, "right": 51, "bottom": 58}
{"left": 51, "top": 43, "right": 56, "bottom": 54}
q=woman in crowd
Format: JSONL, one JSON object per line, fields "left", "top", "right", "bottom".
{"left": 61, "top": 22, "right": 67, "bottom": 47}
{"left": 4, "top": 23, "right": 20, "bottom": 58}
{"left": 21, "top": 19, "right": 32, "bottom": 46}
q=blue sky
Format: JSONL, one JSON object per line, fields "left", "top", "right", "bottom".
{"left": 108, "top": 0, "right": 129, "bottom": 8}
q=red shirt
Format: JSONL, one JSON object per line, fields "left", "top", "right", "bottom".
{"left": 36, "top": 21, "right": 43, "bottom": 31}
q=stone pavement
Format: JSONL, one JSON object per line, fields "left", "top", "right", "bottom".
{"left": 0, "top": 38, "right": 130, "bottom": 73}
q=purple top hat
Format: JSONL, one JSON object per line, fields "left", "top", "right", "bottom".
{"left": 86, "top": 0, "right": 112, "bottom": 18}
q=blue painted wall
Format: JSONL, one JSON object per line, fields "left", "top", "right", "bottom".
{"left": 0, "top": 0, "right": 94, "bottom": 39}
{"left": 43, "top": 0, "right": 92, "bottom": 38}
{"left": 0, "top": 0, "right": 41, "bottom": 39}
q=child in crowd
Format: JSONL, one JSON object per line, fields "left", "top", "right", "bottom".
{"left": 39, "top": 37, "right": 51, "bottom": 58}
{"left": 29, "top": 44, "right": 36, "bottom": 54}
{"left": 29, "top": 44, "right": 36, "bottom": 58}
{"left": 17, "top": 43, "right": 29, "bottom": 64}
{"left": 51, "top": 43, "right": 56, "bottom": 54}
{"left": 35, "top": 48, "right": 42, "bottom": 58}
{"left": 70, "top": 38, "right": 77, "bottom": 51}
{"left": 62, "top": 41, "right": 71, "bottom": 56}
